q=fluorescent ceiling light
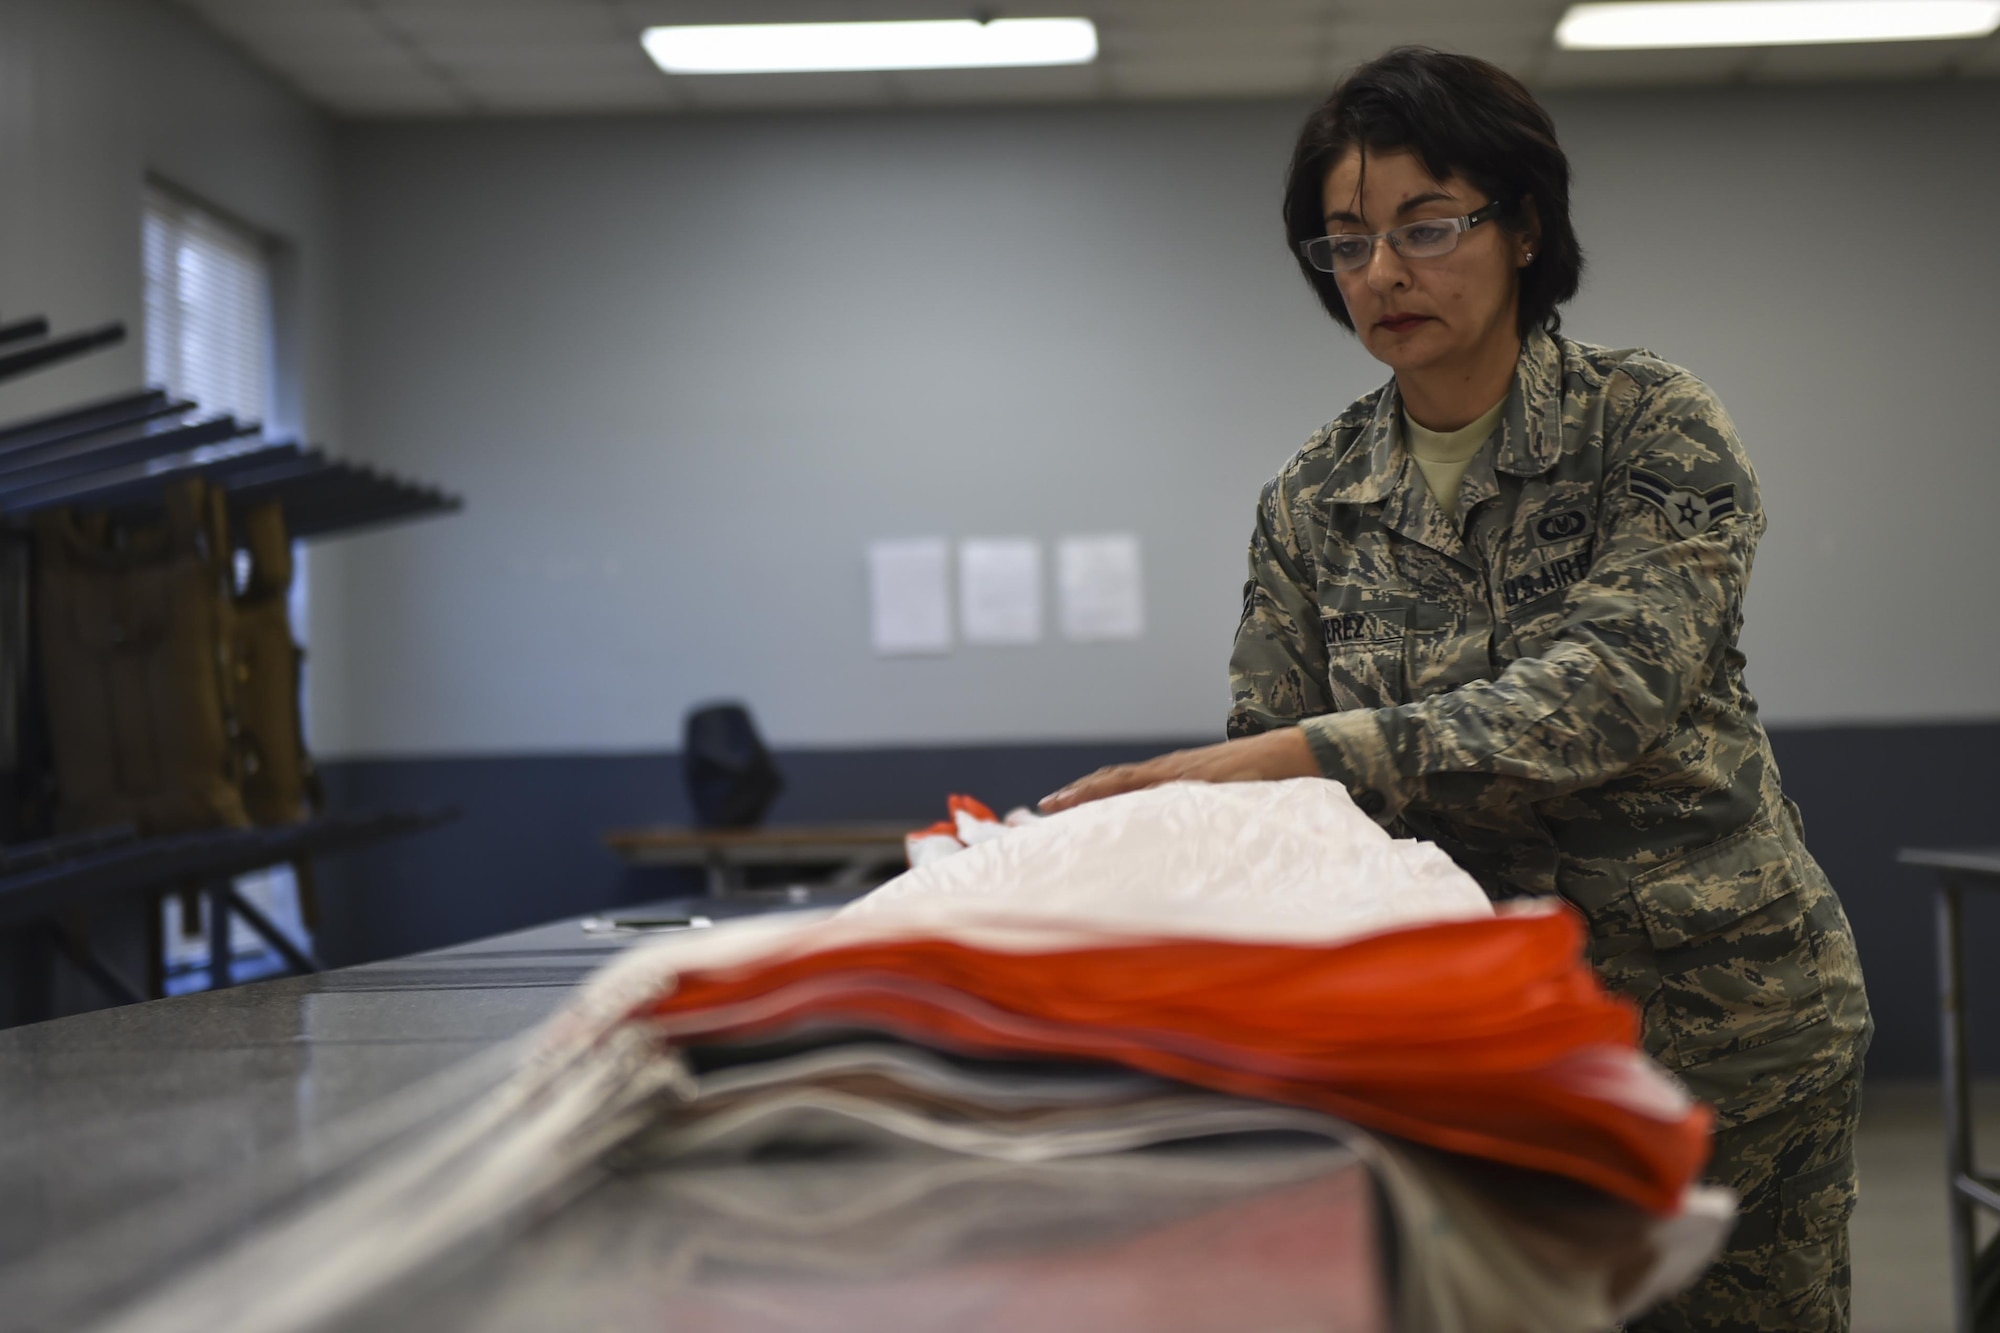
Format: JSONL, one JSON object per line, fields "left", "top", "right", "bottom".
{"left": 641, "top": 19, "right": 1099, "bottom": 75}
{"left": 1556, "top": 0, "right": 2000, "bottom": 48}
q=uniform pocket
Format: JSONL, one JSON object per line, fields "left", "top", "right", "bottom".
{"left": 1780, "top": 1151, "right": 1858, "bottom": 1246}
{"left": 1321, "top": 605, "right": 1406, "bottom": 711}
{"left": 1405, "top": 602, "right": 1499, "bottom": 701}
{"left": 1628, "top": 818, "right": 1828, "bottom": 1066}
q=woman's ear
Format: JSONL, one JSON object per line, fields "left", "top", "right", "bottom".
{"left": 1517, "top": 196, "right": 1543, "bottom": 267}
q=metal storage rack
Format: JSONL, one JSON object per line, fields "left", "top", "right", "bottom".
{"left": 0, "top": 310, "right": 463, "bottom": 1021}
{"left": 1899, "top": 846, "right": 2000, "bottom": 1333}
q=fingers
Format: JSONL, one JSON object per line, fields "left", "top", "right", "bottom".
{"left": 1037, "top": 734, "right": 1318, "bottom": 813}
{"left": 1037, "top": 768, "right": 1115, "bottom": 814}
{"left": 1038, "top": 762, "right": 1165, "bottom": 814}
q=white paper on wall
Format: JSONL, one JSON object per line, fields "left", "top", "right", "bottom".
{"left": 1057, "top": 533, "right": 1144, "bottom": 641}
{"left": 958, "top": 538, "right": 1042, "bottom": 645}
{"left": 867, "top": 538, "right": 952, "bottom": 656}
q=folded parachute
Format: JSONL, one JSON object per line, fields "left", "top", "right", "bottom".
{"left": 581, "top": 777, "right": 1712, "bottom": 1215}
{"left": 99, "top": 778, "right": 1726, "bottom": 1333}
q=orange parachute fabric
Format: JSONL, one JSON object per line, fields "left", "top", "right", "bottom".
{"left": 636, "top": 909, "right": 1712, "bottom": 1214}
{"left": 945, "top": 794, "right": 999, "bottom": 825}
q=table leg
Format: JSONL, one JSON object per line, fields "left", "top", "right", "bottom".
{"left": 1942, "top": 880, "right": 1977, "bottom": 1333}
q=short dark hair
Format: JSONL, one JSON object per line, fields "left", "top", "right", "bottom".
{"left": 1282, "top": 48, "right": 1583, "bottom": 336}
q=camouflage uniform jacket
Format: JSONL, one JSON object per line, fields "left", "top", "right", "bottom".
{"left": 1228, "top": 329, "right": 1870, "bottom": 1128}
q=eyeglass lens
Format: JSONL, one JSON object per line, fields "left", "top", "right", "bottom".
{"left": 1306, "top": 218, "right": 1466, "bottom": 273}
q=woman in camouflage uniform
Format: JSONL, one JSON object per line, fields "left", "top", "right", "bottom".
{"left": 1041, "top": 47, "right": 1871, "bottom": 1331}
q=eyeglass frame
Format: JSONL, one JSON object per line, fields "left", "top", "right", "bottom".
{"left": 1298, "top": 198, "right": 1512, "bottom": 274}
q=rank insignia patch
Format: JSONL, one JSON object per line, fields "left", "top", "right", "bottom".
{"left": 1628, "top": 467, "right": 1737, "bottom": 537}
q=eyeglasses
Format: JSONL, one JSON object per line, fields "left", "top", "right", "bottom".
{"left": 1299, "top": 198, "right": 1509, "bottom": 274}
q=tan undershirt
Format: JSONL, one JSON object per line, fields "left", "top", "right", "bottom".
{"left": 1402, "top": 395, "right": 1507, "bottom": 515}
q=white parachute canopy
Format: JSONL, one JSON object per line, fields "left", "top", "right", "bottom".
{"left": 848, "top": 777, "right": 1494, "bottom": 942}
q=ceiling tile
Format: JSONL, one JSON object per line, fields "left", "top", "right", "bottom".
{"left": 190, "top": 2, "right": 387, "bottom": 50}
{"left": 379, "top": 4, "right": 627, "bottom": 45}
{"left": 1094, "top": 0, "right": 1335, "bottom": 21}
{"left": 430, "top": 45, "right": 652, "bottom": 77}
{"left": 1109, "top": 25, "right": 1331, "bottom": 57}
{"left": 1958, "top": 35, "right": 2000, "bottom": 74}
{"left": 672, "top": 69, "right": 901, "bottom": 110}
{"left": 886, "top": 62, "right": 1107, "bottom": 105}
{"left": 1536, "top": 46, "right": 1752, "bottom": 90}
{"left": 1332, "top": 18, "right": 1551, "bottom": 64}
{"left": 1110, "top": 58, "right": 1325, "bottom": 100}
{"left": 451, "top": 73, "right": 678, "bottom": 114}
{"left": 1748, "top": 36, "right": 1988, "bottom": 82}
{"left": 609, "top": 1, "right": 999, "bottom": 24}
{"left": 287, "top": 65, "right": 463, "bottom": 116}
{"left": 181, "top": 0, "right": 365, "bottom": 15}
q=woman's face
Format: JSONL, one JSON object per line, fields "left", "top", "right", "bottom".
{"left": 1320, "top": 147, "right": 1532, "bottom": 378}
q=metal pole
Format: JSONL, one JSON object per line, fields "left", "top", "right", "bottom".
{"left": 207, "top": 882, "right": 233, "bottom": 991}
{"left": 1941, "top": 879, "right": 1976, "bottom": 1333}
{"left": 218, "top": 883, "right": 319, "bottom": 974}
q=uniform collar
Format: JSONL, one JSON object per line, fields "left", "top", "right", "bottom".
{"left": 1321, "top": 327, "right": 1567, "bottom": 506}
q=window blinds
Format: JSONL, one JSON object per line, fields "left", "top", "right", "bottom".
{"left": 142, "top": 187, "right": 271, "bottom": 423}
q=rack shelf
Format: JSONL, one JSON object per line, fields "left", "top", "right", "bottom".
{"left": 0, "top": 321, "right": 127, "bottom": 386}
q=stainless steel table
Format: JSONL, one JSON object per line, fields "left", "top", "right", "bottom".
{"left": 0, "top": 900, "right": 1396, "bottom": 1333}
{"left": 0, "top": 909, "right": 619, "bottom": 1331}
{"left": 363, "top": 1140, "right": 1388, "bottom": 1333}
{"left": 1899, "top": 846, "right": 2000, "bottom": 1333}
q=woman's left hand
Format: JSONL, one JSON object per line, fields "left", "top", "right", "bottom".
{"left": 1038, "top": 727, "right": 1320, "bottom": 814}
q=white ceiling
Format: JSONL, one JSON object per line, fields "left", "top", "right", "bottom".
{"left": 171, "top": 0, "right": 2000, "bottom": 118}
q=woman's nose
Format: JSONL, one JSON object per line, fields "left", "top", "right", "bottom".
{"left": 1364, "top": 238, "right": 1411, "bottom": 290}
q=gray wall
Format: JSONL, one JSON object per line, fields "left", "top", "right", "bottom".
{"left": 1556, "top": 85, "right": 2000, "bottom": 727}
{"left": 322, "top": 102, "right": 1333, "bottom": 755}
{"left": 320, "top": 81, "right": 2000, "bottom": 760}
{"left": 0, "top": 0, "right": 339, "bottom": 442}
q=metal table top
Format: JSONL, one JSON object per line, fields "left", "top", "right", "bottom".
{"left": 0, "top": 900, "right": 1393, "bottom": 1333}
{"left": 0, "top": 910, "right": 623, "bottom": 1330}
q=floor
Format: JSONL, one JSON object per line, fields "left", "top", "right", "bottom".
{"left": 1852, "top": 1080, "right": 1990, "bottom": 1333}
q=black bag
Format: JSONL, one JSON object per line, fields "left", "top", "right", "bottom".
{"left": 682, "top": 703, "right": 782, "bottom": 829}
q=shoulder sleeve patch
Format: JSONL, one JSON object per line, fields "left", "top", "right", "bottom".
{"left": 1629, "top": 466, "right": 1738, "bottom": 537}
